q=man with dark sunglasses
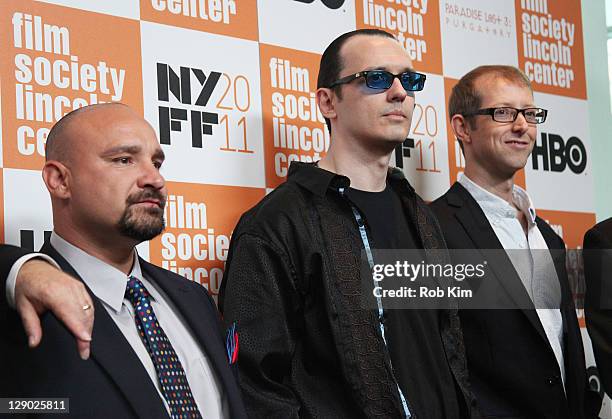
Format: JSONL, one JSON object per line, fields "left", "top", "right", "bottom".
{"left": 3, "top": 30, "right": 477, "bottom": 418}
{"left": 430, "top": 65, "right": 600, "bottom": 418}
{"left": 219, "top": 29, "right": 477, "bottom": 418}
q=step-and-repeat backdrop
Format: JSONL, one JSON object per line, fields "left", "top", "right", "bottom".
{"left": 0, "top": 0, "right": 607, "bottom": 410}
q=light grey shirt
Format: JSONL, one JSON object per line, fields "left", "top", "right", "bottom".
{"left": 6, "top": 232, "right": 227, "bottom": 418}
{"left": 458, "top": 174, "right": 566, "bottom": 388}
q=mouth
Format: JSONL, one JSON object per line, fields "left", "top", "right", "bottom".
{"left": 504, "top": 139, "right": 531, "bottom": 149}
{"left": 133, "top": 199, "right": 162, "bottom": 208}
{"left": 383, "top": 111, "right": 407, "bottom": 119}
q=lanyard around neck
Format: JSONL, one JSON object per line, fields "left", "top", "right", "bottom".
{"left": 338, "top": 187, "right": 412, "bottom": 419}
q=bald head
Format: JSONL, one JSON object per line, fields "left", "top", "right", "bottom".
{"left": 45, "top": 103, "right": 134, "bottom": 162}
{"left": 43, "top": 101, "right": 166, "bottom": 250}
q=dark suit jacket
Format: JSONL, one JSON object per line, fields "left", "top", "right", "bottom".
{"left": 0, "top": 243, "right": 246, "bottom": 419}
{"left": 431, "top": 182, "right": 599, "bottom": 419}
{"left": 584, "top": 217, "right": 612, "bottom": 397}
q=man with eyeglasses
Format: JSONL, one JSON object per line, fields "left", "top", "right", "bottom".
{"left": 430, "top": 65, "right": 600, "bottom": 418}
{"left": 218, "top": 29, "right": 478, "bottom": 418}
{"left": 3, "top": 30, "right": 477, "bottom": 418}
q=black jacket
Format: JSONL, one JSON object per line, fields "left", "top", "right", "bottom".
{"left": 431, "top": 182, "right": 600, "bottom": 419}
{"left": 219, "top": 162, "right": 478, "bottom": 419}
{"left": 583, "top": 217, "right": 612, "bottom": 397}
{"left": 0, "top": 243, "right": 247, "bottom": 419}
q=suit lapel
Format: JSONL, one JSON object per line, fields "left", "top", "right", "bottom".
{"left": 41, "top": 243, "right": 169, "bottom": 419}
{"left": 445, "top": 183, "right": 549, "bottom": 343}
{"left": 536, "top": 218, "right": 586, "bottom": 393}
{"left": 141, "top": 261, "right": 242, "bottom": 417}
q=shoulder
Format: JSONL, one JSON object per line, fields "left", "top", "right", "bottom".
{"left": 430, "top": 190, "right": 452, "bottom": 214}
{"left": 140, "top": 259, "right": 217, "bottom": 305}
{"left": 584, "top": 217, "right": 612, "bottom": 249}
{"left": 593, "top": 217, "right": 612, "bottom": 235}
{"left": 429, "top": 186, "right": 468, "bottom": 227}
{"left": 429, "top": 182, "right": 468, "bottom": 214}
{"left": 233, "top": 180, "right": 317, "bottom": 243}
{"left": 141, "top": 258, "right": 186, "bottom": 282}
{"left": 0, "top": 244, "right": 34, "bottom": 280}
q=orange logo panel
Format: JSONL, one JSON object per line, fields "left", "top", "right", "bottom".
{"left": 140, "top": 0, "right": 258, "bottom": 41}
{"left": 443, "top": 77, "right": 526, "bottom": 188}
{"left": 356, "top": 0, "right": 442, "bottom": 74}
{"left": 149, "top": 182, "right": 265, "bottom": 300}
{"left": 260, "top": 44, "right": 328, "bottom": 189}
{"left": 515, "top": 0, "right": 585, "bottom": 98}
{"left": 536, "top": 209, "right": 596, "bottom": 249}
{"left": 0, "top": 0, "right": 143, "bottom": 171}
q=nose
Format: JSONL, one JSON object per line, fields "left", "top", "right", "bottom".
{"left": 512, "top": 111, "right": 529, "bottom": 133}
{"left": 386, "top": 76, "right": 408, "bottom": 102}
{"left": 138, "top": 161, "right": 165, "bottom": 191}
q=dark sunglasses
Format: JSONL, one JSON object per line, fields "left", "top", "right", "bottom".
{"left": 328, "top": 70, "right": 426, "bottom": 92}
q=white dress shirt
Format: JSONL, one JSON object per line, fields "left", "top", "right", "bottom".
{"left": 6, "top": 232, "right": 228, "bottom": 418}
{"left": 458, "top": 174, "right": 566, "bottom": 388}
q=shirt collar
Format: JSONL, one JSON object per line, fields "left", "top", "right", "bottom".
{"left": 50, "top": 232, "right": 147, "bottom": 313}
{"left": 287, "top": 161, "right": 350, "bottom": 197}
{"left": 287, "top": 161, "right": 414, "bottom": 197}
{"left": 458, "top": 173, "right": 537, "bottom": 225}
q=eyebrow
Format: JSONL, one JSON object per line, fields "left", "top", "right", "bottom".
{"left": 488, "top": 103, "right": 536, "bottom": 108}
{"left": 364, "top": 66, "right": 415, "bottom": 73}
{"left": 100, "top": 145, "right": 165, "bottom": 161}
{"left": 100, "top": 145, "right": 142, "bottom": 157}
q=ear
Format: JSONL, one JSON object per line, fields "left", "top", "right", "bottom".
{"left": 316, "top": 87, "right": 337, "bottom": 121}
{"left": 42, "top": 161, "right": 71, "bottom": 199}
{"left": 450, "top": 114, "right": 473, "bottom": 146}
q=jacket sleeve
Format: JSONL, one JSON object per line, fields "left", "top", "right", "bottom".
{"left": 0, "top": 244, "right": 35, "bottom": 309}
{"left": 219, "top": 233, "right": 302, "bottom": 419}
{"left": 583, "top": 227, "right": 612, "bottom": 398}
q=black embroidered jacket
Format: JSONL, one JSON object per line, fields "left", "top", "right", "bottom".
{"left": 219, "top": 162, "right": 478, "bottom": 419}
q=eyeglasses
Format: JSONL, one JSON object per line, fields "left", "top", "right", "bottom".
{"left": 465, "top": 107, "right": 548, "bottom": 124}
{"left": 328, "top": 70, "right": 427, "bottom": 92}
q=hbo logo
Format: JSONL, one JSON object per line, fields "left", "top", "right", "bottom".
{"left": 531, "top": 133, "right": 587, "bottom": 174}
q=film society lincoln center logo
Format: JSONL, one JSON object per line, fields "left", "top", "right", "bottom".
{"left": 356, "top": 0, "right": 442, "bottom": 74}
{"left": 149, "top": 182, "right": 264, "bottom": 300}
{"left": 0, "top": 0, "right": 143, "bottom": 170}
{"left": 516, "top": 0, "right": 586, "bottom": 98}
{"left": 140, "top": 0, "right": 258, "bottom": 40}
{"left": 260, "top": 44, "right": 330, "bottom": 189}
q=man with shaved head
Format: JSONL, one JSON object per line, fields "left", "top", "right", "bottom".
{"left": 0, "top": 104, "right": 246, "bottom": 419}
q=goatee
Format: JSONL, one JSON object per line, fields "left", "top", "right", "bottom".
{"left": 118, "top": 189, "right": 166, "bottom": 241}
